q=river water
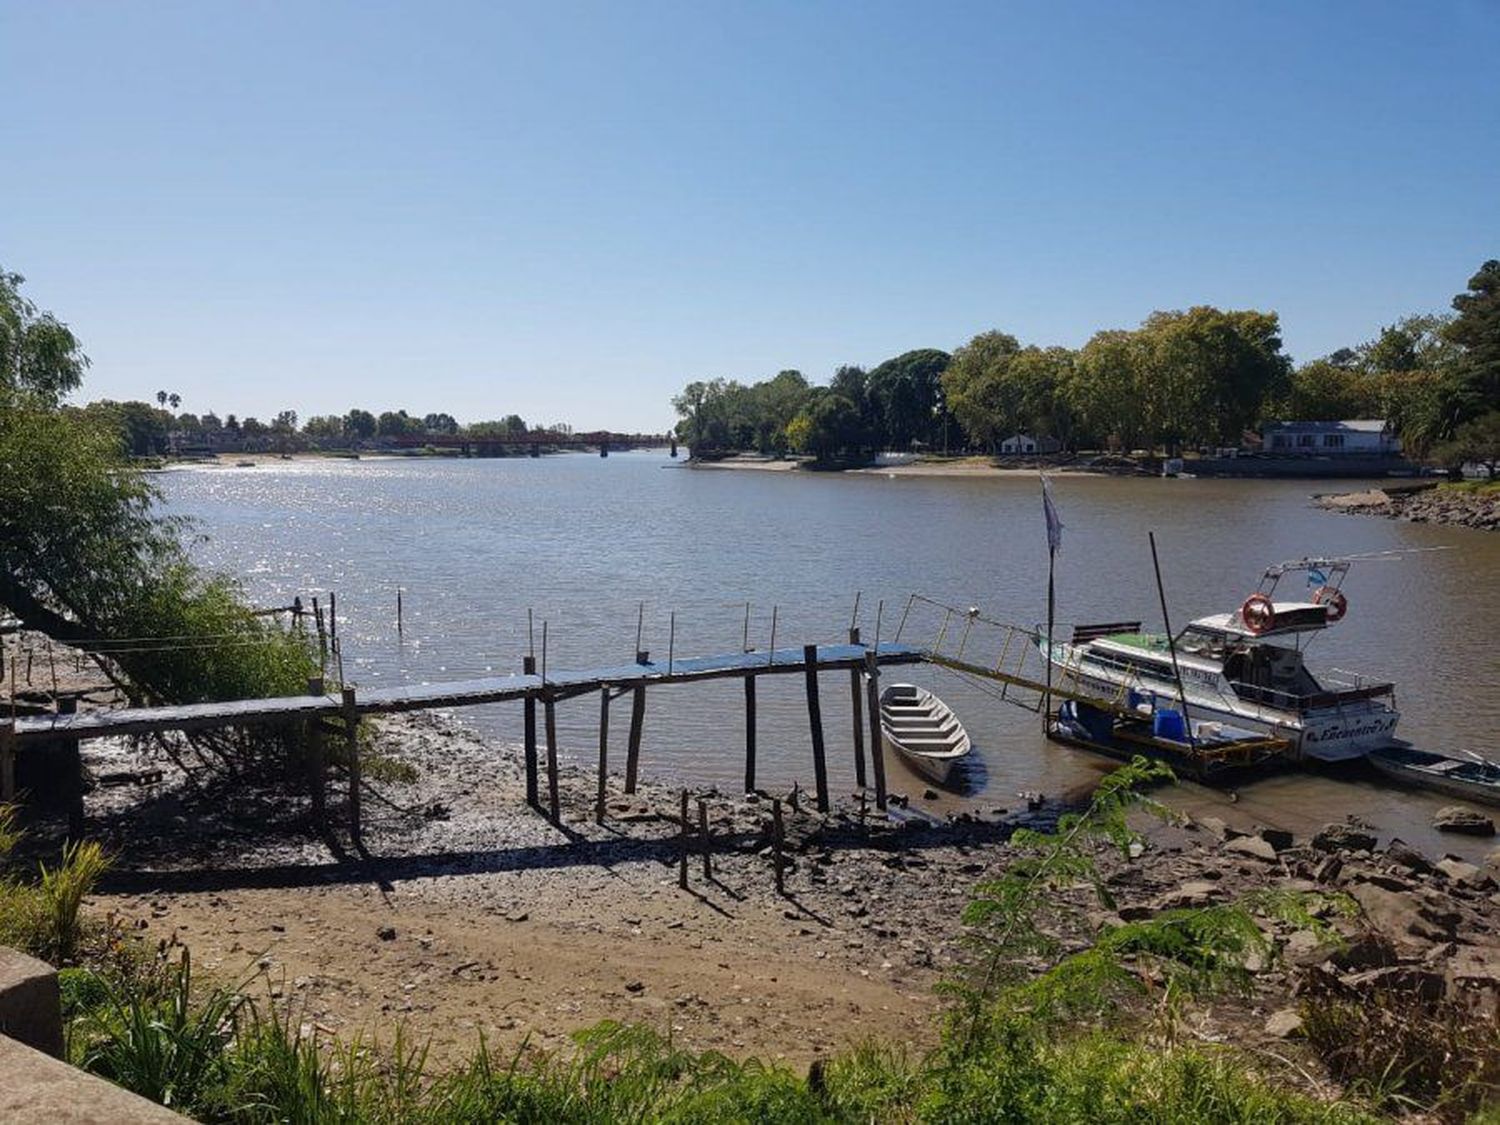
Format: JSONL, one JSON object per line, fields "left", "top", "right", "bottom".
{"left": 158, "top": 453, "right": 1500, "bottom": 860}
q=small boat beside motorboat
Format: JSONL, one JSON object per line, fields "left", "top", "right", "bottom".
{"left": 879, "top": 683, "right": 972, "bottom": 787}
{"left": 1368, "top": 742, "right": 1500, "bottom": 809}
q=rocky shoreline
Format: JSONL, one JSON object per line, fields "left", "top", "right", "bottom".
{"left": 1317, "top": 482, "right": 1500, "bottom": 530}
{"left": 45, "top": 711, "right": 1500, "bottom": 1081}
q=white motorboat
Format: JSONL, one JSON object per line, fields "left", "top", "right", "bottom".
{"left": 879, "top": 683, "right": 972, "bottom": 786}
{"left": 1042, "top": 558, "right": 1400, "bottom": 763}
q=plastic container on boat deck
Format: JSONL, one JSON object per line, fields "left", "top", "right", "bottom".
{"left": 1152, "top": 709, "right": 1187, "bottom": 741}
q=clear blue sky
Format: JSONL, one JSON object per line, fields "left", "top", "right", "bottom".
{"left": 4, "top": 1, "right": 1497, "bottom": 432}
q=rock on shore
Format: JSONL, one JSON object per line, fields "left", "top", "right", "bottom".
{"left": 1316, "top": 483, "right": 1500, "bottom": 530}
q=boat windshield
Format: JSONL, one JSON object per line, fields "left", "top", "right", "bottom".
{"left": 1175, "top": 626, "right": 1229, "bottom": 661}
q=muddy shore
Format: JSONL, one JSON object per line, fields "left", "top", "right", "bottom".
{"left": 47, "top": 711, "right": 1500, "bottom": 1077}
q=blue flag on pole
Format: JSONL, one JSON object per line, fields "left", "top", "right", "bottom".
{"left": 1307, "top": 567, "right": 1328, "bottom": 588}
{"left": 1041, "top": 475, "right": 1064, "bottom": 555}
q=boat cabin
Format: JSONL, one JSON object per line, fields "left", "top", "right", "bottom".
{"left": 1080, "top": 601, "right": 1390, "bottom": 716}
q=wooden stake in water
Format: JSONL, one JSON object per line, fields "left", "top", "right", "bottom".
{"left": 668, "top": 611, "right": 676, "bottom": 676}
{"left": 396, "top": 586, "right": 403, "bottom": 635}
{"left": 849, "top": 627, "right": 867, "bottom": 789}
{"left": 766, "top": 606, "right": 778, "bottom": 668}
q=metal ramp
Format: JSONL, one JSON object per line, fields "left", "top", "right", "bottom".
{"left": 891, "top": 594, "right": 1136, "bottom": 716}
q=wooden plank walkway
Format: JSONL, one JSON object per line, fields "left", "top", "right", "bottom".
{"left": 8, "top": 642, "right": 926, "bottom": 746}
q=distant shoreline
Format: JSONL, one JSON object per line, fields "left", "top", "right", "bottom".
{"left": 687, "top": 455, "right": 1093, "bottom": 478}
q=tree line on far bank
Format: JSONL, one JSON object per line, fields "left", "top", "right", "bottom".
{"left": 671, "top": 259, "right": 1500, "bottom": 470}
{"left": 66, "top": 399, "right": 581, "bottom": 458}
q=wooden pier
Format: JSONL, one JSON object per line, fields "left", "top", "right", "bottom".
{"left": 1, "top": 641, "right": 926, "bottom": 832}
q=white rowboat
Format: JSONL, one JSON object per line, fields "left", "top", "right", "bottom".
{"left": 879, "top": 683, "right": 972, "bottom": 787}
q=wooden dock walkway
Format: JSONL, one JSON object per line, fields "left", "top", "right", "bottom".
{"left": 7, "top": 642, "right": 924, "bottom": 745}
{"left": 2, "top": 640, "right": 927, "bottom": 829}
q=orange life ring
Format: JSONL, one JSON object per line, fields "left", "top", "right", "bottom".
{"left": 1240, "top": 593, "right": 1275, "bottom": 634}
{"left": 1312, "top": 585, "right": 1348, "bottom": 622}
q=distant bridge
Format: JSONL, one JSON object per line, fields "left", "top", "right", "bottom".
{"left": 391, "top": 431, "right": 672, "bottom": 457}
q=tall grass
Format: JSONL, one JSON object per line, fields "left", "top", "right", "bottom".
{"left": 0, "top": 804, "right": 111, "bottom": 964}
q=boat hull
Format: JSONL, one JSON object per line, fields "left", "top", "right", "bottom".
{"left": 878, "top": 684, "right": 971, "bottom": 790}
{"left": 1056, "top": 653, "right": 1399, "bottom": 763}
{"left": 1368, "top": 748, "right": 1500, "bottom": 809}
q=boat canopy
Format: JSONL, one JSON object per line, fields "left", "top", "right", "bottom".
{"left": 1189, "top": 600, "right": 1331, "bottom": 641}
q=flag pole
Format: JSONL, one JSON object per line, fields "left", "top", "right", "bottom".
{"left": 1040, "top": 475, "right": 1062, "bottom": 736}
{"left": 1044, "top": 540, "right": 1055, "bottom": 734}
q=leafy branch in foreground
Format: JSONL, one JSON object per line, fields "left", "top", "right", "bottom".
{"left": 944, "top": 756, "right": 1354, "bottom": 1053}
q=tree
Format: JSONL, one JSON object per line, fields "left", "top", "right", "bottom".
{"left": 240, "top": 416, "right": 268, "bottom": 438}
{"left": 272, "top": 410, "right": 298, "bottom": 433}
{"left": 941, "top": 331, "right": 1023, "bottom": 452}
{"left": 156, "top": 390, "right": 167, "bottom": 408}
{"left": 224, "top": 413, "right": 241, "bottom": 435}
{"left": 77, "top": 400, "right": 173, "bottom": 457}
{"left": 343, "top": 408, "right": 376, "bottom": 440}
{"left": 0, "top": 270, "right": 88, "bottom": 404}
{"left": 1068, "top": 330, "right": 1148, "bottom": 451}
{"left": 376, "top": 409, "right": 418, "bottom": 437}
{"left": 0, "top": 273, "right": 317, "bottom": 722}
{"left": 787, "top": 390, "right": 865, "bottom": 462}
{"left": 423, "top": 412, "right": 459, "bottom": 434}
{"left": 200, "top": 411, "right": 222, "bottom": 431}
{"left": 867, "top": 348, "right": 950, "bottom": 449}
{"left": 168, "top": 392, "right": 181, "bottom": 411}
{"left": 302, "top": 415, "right": 345, "bottom": 439}
{"left": 1447, "top": 260, "right": 1500, "bottom": 418}
{"left": 1135, "top": 308, "right": 1290, "bottom": 451}
{"left": 1431, "top": 410, "right": 1500, "bottom": 478}
{"left": 1277, "top": 361, "right": 1380, "bottom": 422}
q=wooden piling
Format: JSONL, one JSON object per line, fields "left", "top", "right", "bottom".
{"left": 803, "top": 644, "right": 829, "bottom": 813}
{"left": 544, "top": 696, "right": 560, "bottom": 823}
{"left": 522, "top": 656, "right": 538, "bottom": 807}
{"left": 864, "top": 651, "right": 887, "bottom": 810}
{"left": 596, "top": 686, "right": 610, "bottom": 824}
{"left": 678, "top": 789, "right": 689, "bottom": 889}
{"left": 848, "top": 627, "right": 866, "bottom": 789}
{"left": 341, "top": 685, "right": 361, "bottom": 843}
{"left": 743, "top": 675, "right": 757, "bottom": 793}
{"left": 57, "top": 697, "right": 83, "bottom": 841}
{"left": 624, "top": 653, "right": 647, "bottom": 795}
{"left": 698, "top": 797, "right": 711, "bottom": 879}
{"left": 0, "top": 720, "right": 13, "bottom": 805}
{"left": 772, "top": 797, "right": 786, "bottom": 894}
{"left": 306, "top": 676, "right": 326, "bottom": 831}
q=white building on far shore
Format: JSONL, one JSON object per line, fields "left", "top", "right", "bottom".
{"left": 1260, "top": 420, "right": 1399, "bottom": 456}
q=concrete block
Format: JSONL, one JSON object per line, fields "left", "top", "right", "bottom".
{"left": 0, "top": 945, "right": 63, "bottom": 1058}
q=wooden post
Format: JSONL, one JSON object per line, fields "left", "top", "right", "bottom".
{"left": 743, "top": 675, "right": 757, "bottom": 793}
{"left": 678, "top": 789, "right": 689, "bottom": 889}
{"left": 341, "top": 686, "right": 361, "bottom": 843}
{"left": 803, "top": 644, "right": 829, "bottom": 813}
{"left": 849, "top": 627, "right": 867, "bottom": 789}
{"left": 625, "top": 653, "right": 647, "bottom": 795}
{"left": 772, "top": 798, "right": 786, "bottom": 894}
{"left": 396, "top": 587, "right": 404, "bottom": 635}
{"left": 698, "top": 797, "right": 711, "bottom": 879}
{"left": 596, "top": 687, "right": 610, "bottom": 824}
{"left": 0, "top": 720, "right": 13, "bottom": 805}
{"left": 522, "top": 656, "right": 538, "bottom": 807}
{"left": 306, "top": 676, "right": 326, "bottom": 831}
{"left": 544, "top": 695, "right": 560, "bottom": 823}
{"left": 57, "top": 697, "right": 83, "bottom": 841}
{"left": 864, "top": 651, "right": 887, "bottom": 810}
